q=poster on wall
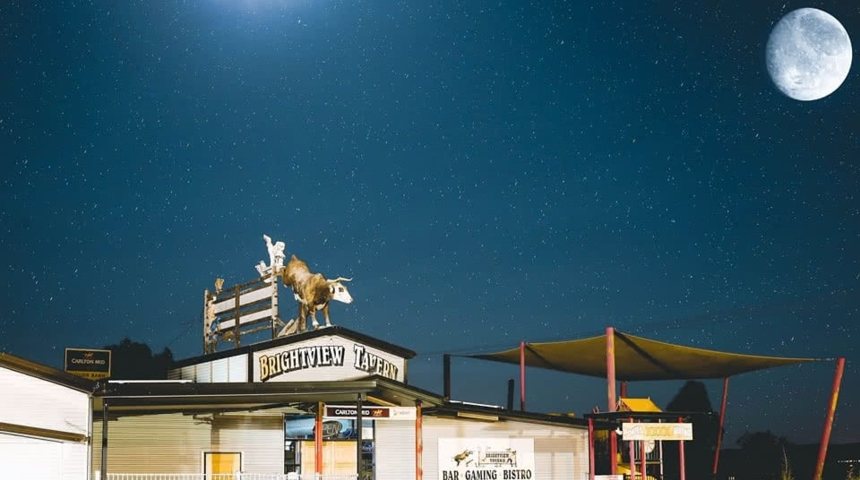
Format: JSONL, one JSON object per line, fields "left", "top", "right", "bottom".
{"left": 438, "top": 438, "right": 535, "bottom": 480}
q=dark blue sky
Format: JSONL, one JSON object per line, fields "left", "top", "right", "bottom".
{"left": 2, "top": 1, "right": 858, "bottom": 444}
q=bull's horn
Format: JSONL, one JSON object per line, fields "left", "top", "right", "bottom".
{"left": 327, "top": 277, "right": 353, "bottom": 283}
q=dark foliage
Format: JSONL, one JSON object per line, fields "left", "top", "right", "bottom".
{"left": 735, "top": 430, "right": 792, "bottom": 479}
{"left": 662, "top": 381, "right": 719, "bottom": 480}
{"left": 102, "top": 338, "right": 173, "bottom": 380}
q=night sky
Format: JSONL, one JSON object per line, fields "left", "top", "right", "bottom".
{"left": 2, "top": 1, "right": 858, "bottom": 445}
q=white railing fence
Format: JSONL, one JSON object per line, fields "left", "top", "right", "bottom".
{"left": 105, "top": 475, "right": 357, "bottom": 480}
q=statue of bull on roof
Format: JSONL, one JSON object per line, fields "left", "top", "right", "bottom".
{"left": 280, "top": 254, "right": 353, "bottom": 333}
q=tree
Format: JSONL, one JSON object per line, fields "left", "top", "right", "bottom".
{"left": 662, "top": 381, "right": 719, "bottom": 480}
{"left": 735, "top": 430, "right": 793, "bottom": 480}
{"left": 102, "top": 338, "right": 173, "bottom": 380}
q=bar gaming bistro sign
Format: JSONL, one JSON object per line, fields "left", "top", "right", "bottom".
{"left": 438, "top": 438, "right": 535, "bottom": 480}
{"left": 64, "top": 348, "right": 111, "bottom": 380}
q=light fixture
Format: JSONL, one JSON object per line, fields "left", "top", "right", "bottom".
{"left": 456, "top": 411, "right": 499, "bottom": 422}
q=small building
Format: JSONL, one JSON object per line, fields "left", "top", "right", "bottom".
{"left": 0, "top": 352, "right": 93, "bottom": 480}
{"left": 91, "top": 326, "right": 593, "bottom": 479}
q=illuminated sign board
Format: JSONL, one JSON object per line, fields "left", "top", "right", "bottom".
{"left": 252, "top": 336, "right": 405, "bottom": 383}
{"left": 64, "top": 348, "right": 111, "bottom": 380}
{"left": 325, "top": 405, "right": 416, "bottom": 420}
{"left": 438, "top": 438, "right": 535, "bottom": 480}
{"left": 621, "top": 422, "right": 693, "bottom": 441}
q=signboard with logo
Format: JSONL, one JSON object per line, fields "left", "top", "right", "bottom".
{"left": 325, "top": 405, "right": 416, "bottom": 421}
{"left": 252, "top": 335, "right": 406, "bottom": 383}
{"left": 438, "top": 438, "right": 535, "bottom": 480}
{"left": 64, "top": 348, "right": 111, "bottom": 380}
{"left": 621, "top": 422, "right": 693, "bottom": 441}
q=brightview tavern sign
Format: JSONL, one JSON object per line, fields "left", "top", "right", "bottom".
{"left": 253, "top": 334, "right": 405, "bottom": 383}
{"left": 170, "top": 327, "right": 411, "bottom": 385}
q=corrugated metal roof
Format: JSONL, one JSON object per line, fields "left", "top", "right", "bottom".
{"left": 619, "top": 397, "right": 662, "bottom": 412}
{"left": 0, "top": 352, "right": 95, "bottom": 393}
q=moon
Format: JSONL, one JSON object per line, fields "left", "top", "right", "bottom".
{"left": 766, "top": 8, "right": 853, "bottom": 101}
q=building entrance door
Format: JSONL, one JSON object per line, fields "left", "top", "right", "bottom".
{"left": 300, "top": 440, "right": 357, "bottom": 475}
{"left": 205, "top": 452, "right": 241, "bottom": 478}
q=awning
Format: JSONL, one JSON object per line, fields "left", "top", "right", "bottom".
{"left": 619, "top": 397, "right": 662, "bottom": 412}
{"left": 469, "top": 331, "right": 817, "bottom": 381}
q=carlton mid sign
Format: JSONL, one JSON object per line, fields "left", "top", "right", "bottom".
{"left": 65, "top": 348, "right": 111, "bottom": 380}
{"left": 253, "top": 336, "right": 406, "bottom": 383}
{"left": 325, "top": 405, "right": 416, "bottom": 420}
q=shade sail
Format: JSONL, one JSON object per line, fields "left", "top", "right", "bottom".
{"left": 470, "top": 331, "right": 816, "bottom": 380}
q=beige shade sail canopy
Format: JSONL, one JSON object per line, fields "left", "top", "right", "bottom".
{"left": 470, "top": 331, "right": 817, "bottom": 381}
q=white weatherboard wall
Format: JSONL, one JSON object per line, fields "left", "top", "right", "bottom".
{"left": 374, "top": 421, "right": 416, "bottom": 480}
{"left": 168, "top": 353, "right": 248, "bottom": 382}
{"left": 0, "top": 366, "right": 90, "bottom": 480}
{"left": 92, "top": 412, "right": 283, "bottom": 474}
{"left": 422, "top": 417, "right": 589, "bottom": 480}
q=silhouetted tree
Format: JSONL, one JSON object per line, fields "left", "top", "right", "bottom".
{"left": 734, "top": 430, "right": 793, "bottom": 480}
{"left": 103, "top": 338, "right": 173, "bottom": 379}
{"left": 663, "top": 381, "right": 719, "bottom": 480}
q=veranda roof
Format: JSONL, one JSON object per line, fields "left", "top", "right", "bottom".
{"left": 469, "top": 331, "right": 817, "bottom": 381}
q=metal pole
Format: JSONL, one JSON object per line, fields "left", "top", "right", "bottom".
{"left": 588, "top": 418, "right": 595, "bottom": 480}
{"left": 416, "top": 400, "right": 424, "bottom": 480}
{"left": 640, "top": 436, "right": 646, "bottom": 480}
{"left": 519, "top": 341, "right": 526, "bottom": 411}
{"left": 356, "top": 394, "right": 363, "bottom": 479}
{"left": 271, "top": 273, "right": 279, "bottom": 339}
{"left": 713, "top": 377, "right": 730, "bottom": 476}
{"left": 203, "top": 289, "right": 210, "bottom": 353}
{"left": 315, "top": 401, "right": 324, "bottom": 476}
{"left": 606, "top": 327, "right": 618, "bottom": 476}
{"left": 234, "top": 285, "right": 241, "bottom": 348}
{"left": 813, "top": 357, "right": 846, "bottom": 480}
{"left": 100, "top": 400, "right": 108, "bottom": 480}
{"left": 628, "top": 417, "right": 635, "bottom": 479}
{"left": 659, "top": 437, "right": 664, "bottom": 479}
{"left": 443, "top": 354, "right": 451, "bottom": 400}
{"left": 506, "top": 379, "right": 515, "bottom": 410}
{"left": 679, "top": 416, "right": 686, "bottom": 480}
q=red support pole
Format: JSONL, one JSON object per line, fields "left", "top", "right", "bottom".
{"left": 628, "top": 438, "right": 635, "bottom": 478}
{"left": 416, "top": 400, "right": 423, "bottom": 480}
{"left": 588, "top": 418, "right": 595, "bottom": 480}
{"left": 678, "top": 416, "right": 686, "bottom": 480}
{"left": 814, "top": 357, "right": 846, "bottom": 480}
{"left": 713, "top": 377, "right": 730, "bottom": 476}
{"left": 641, "top": 436, "right": 646, "bottom": 480}
{"left": 607, "top": 327, "right": 617, "bottom": 475}
{"left": 315, "top": 401, "right": 324, "bottom": 476}
{"left": 620, "top": 381, "right": 628, "bottom": 399}
{"left": 519, "top": 341, "right": 526, "bottom": 411}
{"left": 627, "top": 417, "right": 635, "bottom": 478}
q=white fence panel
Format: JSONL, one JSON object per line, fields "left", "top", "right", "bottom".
{"left": 106, "top": 474, "right": 357, "bottom": 480}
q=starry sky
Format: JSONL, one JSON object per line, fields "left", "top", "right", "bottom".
{"left": 2, "top": 1, "right": 858, "bottom": 445}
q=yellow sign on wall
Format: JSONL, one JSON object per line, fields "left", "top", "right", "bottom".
{"left": 621, "top": 422, "right": 693, "bottom": 441}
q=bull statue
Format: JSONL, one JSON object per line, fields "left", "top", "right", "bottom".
{"left": 280, "top": 254, "right": 353, "bottom": 332}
